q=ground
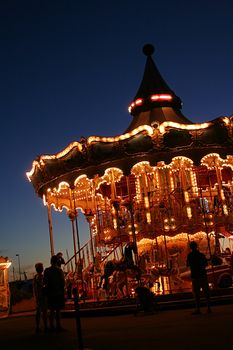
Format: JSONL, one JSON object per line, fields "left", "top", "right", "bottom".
{"left": 1, "top": 304, "right": 233, "bottom": 350}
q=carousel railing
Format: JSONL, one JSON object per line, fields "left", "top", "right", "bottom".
{"left": 63, "top": 239, "right": 94, "bottom": 274}
{"left": 63, "top": 238, "right": 127, "bottom": 300}
{"left": 63, "top": 237, "right": 125, "bottom": 274}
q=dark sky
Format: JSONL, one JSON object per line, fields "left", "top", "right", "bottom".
{"left": 1, "top": 0, "right": 233, "bottom": 279}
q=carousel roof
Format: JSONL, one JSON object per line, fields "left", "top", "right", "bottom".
{"left": 126, "top": 44, "right": 191, "bottom": 131}
{"left": 27, "top": 45, "right": 233, "bottom": 197}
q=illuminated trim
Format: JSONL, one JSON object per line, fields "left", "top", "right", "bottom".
{"left": 128, "top": 94, "right": 173, "bottom": 112}
{"left": 222, "top": 117, "right": 230, "bottom": 125}
{"left": 57, "top": 181, "right": 70, "bottom": 191}
{"left": 26, "top": 141, "right": 83, "bottom": 180}
{"left": 51, "top": 202, "right": 69, "bottom": 212}
{"left": 74, "top": 174, "right": 91, "bottom": 187}
{"left": 26, "top": 121, "right": 211, "bottom": 181}
{"left": 39, "top": 151, "right": 233, "bottom": 216}
{"left": 159, "top": 121, "right": 210, "bottom": 134}
{"left": 201, "top": 153, "right": 233, "bottom": 171}
{"left": 128, "top": 98, "right": 144, "bottom": 113}
{"left": 201, "top": 153, "right": 222, "bottom": 169}
{"left": 87, "top": 125, "right": 154, "bottom": 144}
{"left": 150, "top": 94, "right": 172, "bottom": 101}
{"left": 0, "top": 261, "right": 11, "bottom": 269}
{"left": 135, "top": 98, "right": 143, "bottom": 105}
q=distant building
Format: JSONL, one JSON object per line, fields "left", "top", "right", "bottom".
{"left": 0, "top": 256, "right": 11, "bottom": 317}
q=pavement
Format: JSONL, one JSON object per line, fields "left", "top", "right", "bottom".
{"left": 6, "top": 287, "right": 233, "bottom": 318}
{"left": 60, "top": 287, "right": 233, "bottom": 317}
{"left": 2, "top": 303, "right": 233, "bottom": 350}
{"left": 1, "top": 288, "right": 233, "bottom": 350}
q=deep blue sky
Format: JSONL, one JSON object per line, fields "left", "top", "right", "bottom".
{"left": 1, "top": 0, "right": 233, "bottom": 279}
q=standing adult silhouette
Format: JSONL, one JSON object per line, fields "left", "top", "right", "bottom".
{"left": 43, "top": 255, "right": 65, "bottom": 331}
{"left": 186, "top": 241, "right": 211, "bottom": 314}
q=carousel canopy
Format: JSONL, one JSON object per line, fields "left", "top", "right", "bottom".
{"left": 27, "top": 45, "right": 233, "bottom": 202}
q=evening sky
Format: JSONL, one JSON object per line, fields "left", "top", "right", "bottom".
{"left": 1, "top": 0, "right": 233, "bottom": 279}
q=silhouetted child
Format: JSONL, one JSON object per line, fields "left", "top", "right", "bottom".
{"left": 33, "top": 262, "right": 48, "bottom": 332}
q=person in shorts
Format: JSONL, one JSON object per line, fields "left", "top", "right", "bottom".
{"left": 33, "top": 262, "right": 48, "bottom": 332}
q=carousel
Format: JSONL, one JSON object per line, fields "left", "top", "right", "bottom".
{"left": 27, "top": 44, "right": 233, "bottom": 297}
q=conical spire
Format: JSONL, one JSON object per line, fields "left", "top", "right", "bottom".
{"left": 126, "top": 44, "right": 191, "bottom": 132}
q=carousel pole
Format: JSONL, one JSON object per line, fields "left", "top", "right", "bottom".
{"left": 158, "top": 168, "right": 171, "bottom": 268}
{"left": 69, "top": 212, "right": 78, "bottom": 266}
{"left": 46, "top": 202, "right": 55, "bottom": 257}
{"left": 85, "top": 211, "right": 95, "bottom": 263}
{"left": 85, "top": 210, "right": 98, "bottom": 300}
{"left": 195, "top": 167, "right": 219, "bottom": 287}
{"left": 196, "top": 171, "right": 213, "bottom": 259}
{"left": 126, "top": 176, "right": 139, "bottom": 266}
{"left": 159, "top": 204, "right": 172, "bottom": 294}
{"left": 95, "top": 204, "right": 102, "bottom": 245}
{"left": 159, "top": 205, "right": 170, "bottom": 267}
{"left": 72, "top": 190, "right": 86, "bottom": 297}
{"left": 72, "top": 192, "right": 82, "bottom": 260}
{"left": 112, "top": 200, "right": 124, "bottom": 256}
{"left": 214, "top": 162, "right": 228, "bottom": 253}
{"left": 92, "top": 183, "right": 101, "bottom": 245}
{"left": 84, "top": 184, "right": 96, "bottom": 263}
{"left": 109, "top": 170, "right": 124, "bottom": 256}
{"left": 200, "top": 186, "right": 219, "bottom": 287}
{"left": 74, "top": 214, "right": 84, "bottom": 265}
{"left": 206, "top": 169, "right": 221, "bottom": 255}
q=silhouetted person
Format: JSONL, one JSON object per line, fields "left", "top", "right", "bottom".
{"left": 100, "top": 260, "right": 116, "bottom": 291}
{"left": 124, "top": 242, "right": 136, "bottom": 267}
{"left": 187, "top": 241, "right": 211, "bottom": 314}
{"left": 43, "top": 255, "right": 65, "bottom": 331}
{"left": 211, "top": 254, "right": 223, "bottom": 266}
{"left": 33, "top": 262, "right": 48, "bottom": 332}
{"left": 135, "top": 285, "right": 155, "bottom": 313}
{"left": 56, "top": 252, "right": 65, "bottom": 268}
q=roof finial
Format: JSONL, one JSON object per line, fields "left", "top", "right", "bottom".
{"left": 142, "top": 44, "right": 155, "bottom": 57}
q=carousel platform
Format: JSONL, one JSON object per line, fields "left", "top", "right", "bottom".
{"left": 62, "top": 287, "right": 233, "bottom": 317}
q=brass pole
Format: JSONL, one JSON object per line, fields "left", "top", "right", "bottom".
{"left": 47, "top": 203, "right": 55, "bottom": 256}
{"left": 126, "top": 176, "right": 139, "bottom": 266}
{"left": 71, "top": 217, "right": 78, "bottom": 266}
{"left": 88, "top": 218, "right": 95, "bottom": 263}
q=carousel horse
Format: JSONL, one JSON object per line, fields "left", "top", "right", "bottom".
{"left": 65, "top": 271, "right": 88, "bottom": 299}
{"left": 98, "top": 256, "right": 141, "bottom": 296}
{"left": 106, "top": 266, "right": 128, "bottom": 298}
{"left": 109, "top": 264, "right": 161, "bottom": 298}
{"left": 98, "top": 259, "right": 118, "bottom": 291}
{"left": 65, "top": 258, "right": 100, "bottom": 298}
{"left": 150, "top": 253, "right": 184, "bottom": 289}
{"left": 98, "top": 242, "right": 139, "bottom": 293}
{"left": 105, "top": 261, "right": 142, "bottom": 298}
